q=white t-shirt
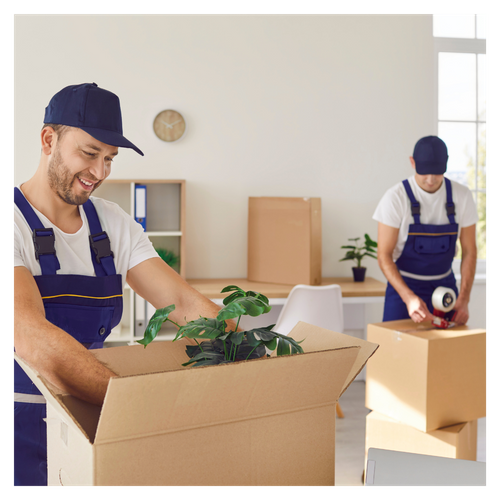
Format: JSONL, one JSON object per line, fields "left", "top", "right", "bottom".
{"left": 373, "top": 175, "right": 478, "bottom": 262}
{"left": 14, "top": 188, "right": 159, "bottom": 288}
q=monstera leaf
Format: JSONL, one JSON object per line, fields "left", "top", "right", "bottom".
{"left": 137, "top": 285, "right": 304, "bottom": 367}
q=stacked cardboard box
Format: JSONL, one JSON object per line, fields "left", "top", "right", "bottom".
{"left": 364, "top": 320, "right": 485, "bottom": 467}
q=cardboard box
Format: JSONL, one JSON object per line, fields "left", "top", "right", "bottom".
{"left": 365, "top": 411, "right": 477, "bottom": 466}
{"left": 247, "top": 197, "right": 322, "bottom": 285}
{"left": 365, "top": 320, "right": 486, "bottom": 432}
{"left": 15, "top": 322, "right": 378, "bottom": 486}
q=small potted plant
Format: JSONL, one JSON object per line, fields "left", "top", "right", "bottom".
{"left": 137, "top": 285, "right": 304, "bottom": 366}
{"left": 339, "top": 233, "right": 377, "bottom": 282}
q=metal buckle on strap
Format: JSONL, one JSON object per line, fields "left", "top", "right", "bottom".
{"left": 32, "top": 228, "right": 56, "bottom": 261}
{"left": 89, "top": 231, "right": 114, "bottom": 264}
{"left": 411, "top": 203, "right": 420, "bottom": 216}
{"left": 446, "top": 203, "right": 456, "bottom": 216}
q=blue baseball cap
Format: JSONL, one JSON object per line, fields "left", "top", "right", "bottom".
{"left": 413, "top": 136, "right": 448, "bottom": 175}
{"left": 44, "top": 83, "right": 144, "bottom": 156}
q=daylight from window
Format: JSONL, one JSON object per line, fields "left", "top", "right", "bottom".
{"left": 433, "top": 14, "right": 486, "bottom": 260}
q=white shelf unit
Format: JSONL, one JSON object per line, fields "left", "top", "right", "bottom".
{"left": 95, "top": 179, "right": 186, "bottom": 346}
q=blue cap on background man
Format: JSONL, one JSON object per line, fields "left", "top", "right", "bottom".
{"left": 413, "top": 136, "right": 448, "bottom": 175}
{"left": 44, "top": 83, "right": 144, "bottom": 156}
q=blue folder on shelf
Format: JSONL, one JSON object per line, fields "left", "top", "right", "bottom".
{"left": 134, "top": 184, "right": 147, "bottom": 230}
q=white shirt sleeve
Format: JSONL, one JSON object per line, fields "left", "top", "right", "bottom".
{"left": 14, "top": 223, "right": 27, "bottom": 268}
{"left": 372, "top": 183, "right": 407, "bottom": 229}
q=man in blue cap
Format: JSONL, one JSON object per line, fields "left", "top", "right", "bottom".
{"left": 373, "top": 136, "right": 478, "bottom": 324}
{"left": 14, "top": 83, "right": 230, "bottom": 485}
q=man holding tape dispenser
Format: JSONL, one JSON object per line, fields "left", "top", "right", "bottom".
{"left": 373, "top": 136, "right": 478, "bottom": 325}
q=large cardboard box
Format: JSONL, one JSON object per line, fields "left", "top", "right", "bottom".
{"left": 365, "top": 320, "right": 486, "bottom": 432}
{"left": 365, "top": 411, "right": 477, "bottom": 466}
{"left": 247, "top": 197, "right": 322, "bottom": 285}
{"left": 15, "top": 322, "right": 378, "bottom": 486}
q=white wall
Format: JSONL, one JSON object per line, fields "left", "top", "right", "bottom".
{"left": 14, "top": 14, "right": 435, "bottom": 283}
{"left": 17, "top": 15, "right": 486, "bottom": 328}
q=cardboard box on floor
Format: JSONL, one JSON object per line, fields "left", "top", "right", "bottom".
{"left": 365, "top": 320, "right": 486, "bottom": 433}
{"left": 15, "top": 322, "right": 378, "bottom": 486}
{"left": 365, "top": 411, "right": 477, "bottom": 467}
{"left": 247, "top": 197, "right": 322, "bottom": 285}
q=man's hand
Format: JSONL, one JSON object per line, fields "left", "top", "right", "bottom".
{"left": 405, "top": 294, "right": 434, "bottom": 323}
{"left": 452, "top": 296, "right": 469, "bottom": 325}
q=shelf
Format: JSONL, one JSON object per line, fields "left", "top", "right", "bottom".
{"left": 99, "top": 179, "right": 186, "bottom": 345}
{"left": 146, "top": 231, "right": 183, "bottom": 237}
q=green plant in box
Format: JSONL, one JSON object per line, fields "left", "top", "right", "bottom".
{"left": 137, "top": 285, "right": 304, "bottom": 366}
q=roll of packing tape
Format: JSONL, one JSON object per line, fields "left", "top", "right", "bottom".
{"left": 432, "top": 286, "right": 457, "bottom": 313}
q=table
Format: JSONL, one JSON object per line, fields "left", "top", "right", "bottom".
{"left": 187, "top": 276, "right": 386, "bottom": 333}
{"left": 187, "top": 277, "right": 386, "bottom": 305}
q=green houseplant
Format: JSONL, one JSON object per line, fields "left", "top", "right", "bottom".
{"left": 339, "top": 233, "right": 377, "bottom": 282}
{"left": 137, "top": 285, "right": 304, "bottom": 366}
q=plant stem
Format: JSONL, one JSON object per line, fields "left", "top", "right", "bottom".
{"left": 245, "top": 345, "right": 258, "bottom": 360}
{"left": 167, "top": 318, "right": 182, "bottom": 329}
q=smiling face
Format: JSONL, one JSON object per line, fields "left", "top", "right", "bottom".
{"left": 46, "top": 127, "right": 119, "bottom": 205}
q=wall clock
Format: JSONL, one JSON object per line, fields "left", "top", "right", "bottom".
{"left": 153, "top": 109, "right": 187, "bottom": 142}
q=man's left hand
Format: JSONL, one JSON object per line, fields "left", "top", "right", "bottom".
{"left": 453, "top": 297, "right": 469, "bottom": 325}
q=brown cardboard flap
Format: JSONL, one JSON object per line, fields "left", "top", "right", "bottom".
{"left": 91, "top": 339, "right": 190, "bottom": 376}
{"left": 94, "top": 344, "right": 360, "bottom": 444}
{"left": 289, "top": 322, "right": 379, "bottom": 396}
{"left": 14, "top": 353, "right": 93, "bottom": 440}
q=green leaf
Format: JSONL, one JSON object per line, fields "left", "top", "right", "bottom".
{"left": 364, "top": 233, "right": 378, "bottom": 246}
{"left": 228, "top": 330, "right": 245, "bottom": 345}
{"left": 175, "top": 317, "right": 225, "bottom": 340}
{"left": 220, "top": 285, "right": 245, "bottom": 294}
{"left": 250, "top": 328, "right": 276, "bottom": 342}
{"left": 136, "top": 304, "right": 176, "bottom": 347}
{"left": 221, "top": 285, "right": 245, "bottom": 306}
{"left": 217, "top": 296, "right": 271, "bottom": 321}
{"left": 245, "top": 330, "right": 262, "bottom": 347}
{"left": 340, "top": 245, "right": 357, "bottom": 250}
{"left": 277, "top": 337, "right": 291, "bottom": 356}
{"left": 263, "top": 337, "right": 277, "bottom": 351}
{"left": 182, "top": 351, "right": 227, "bottom": 367}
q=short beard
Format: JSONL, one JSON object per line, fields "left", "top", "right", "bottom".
{"left": 47, "top": 147, "right": 100, "bottom": 206}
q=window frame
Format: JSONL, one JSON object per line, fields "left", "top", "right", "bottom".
{"left": 433, "top": 21, "right": 486, "bottom": 277}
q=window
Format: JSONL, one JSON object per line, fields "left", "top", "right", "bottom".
{"left": 433, "top": 15, "right": 486, "bottom": 262}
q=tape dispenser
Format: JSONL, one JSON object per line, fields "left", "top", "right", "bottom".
{"left": 431, "top": 286, "right": 457, "bottom": 329}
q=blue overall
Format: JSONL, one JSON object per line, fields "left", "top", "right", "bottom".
{"left": 382, "top": 178, "right": 459, "bottom": 321}
{"left": 14, "top": 187, "right": 123, "bottom": 486}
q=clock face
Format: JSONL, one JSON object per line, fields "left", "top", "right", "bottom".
{"left": 153, "top": 110, "right": 186, "bottom": 142}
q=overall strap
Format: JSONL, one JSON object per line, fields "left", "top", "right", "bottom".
{"left": 402, "top": 180, "right": 421, "bottom": 224}
{"left": 14, "top": 187, "right": 61, "bottom": 275}
{"left": 444, "top": 177, "right": 456, "bottom": 224}
{"left": 82, "top": 198, "right": 117, "bottom": 277}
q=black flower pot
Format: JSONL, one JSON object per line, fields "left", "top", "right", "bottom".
{"left": 352, "top": 267, "right": 366, "bottom": 282}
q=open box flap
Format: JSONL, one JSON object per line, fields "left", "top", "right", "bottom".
{"left": 14, "top": 353, "right": 96, "bottom": 441}
{"left": 91, "top": 339, "right": 190, "bottom": 376}
{"left": 288, "top": 321, "right": 379, "bottom": 397}
{"left": 94, "top": 341, "right": 361, "bottom": 444}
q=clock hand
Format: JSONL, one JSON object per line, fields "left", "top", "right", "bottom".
{"left": 170, "top": 119, "right": 182, "bottom": 127}
{"left": 161, "top": 120, "right": 173, "bottom": 129}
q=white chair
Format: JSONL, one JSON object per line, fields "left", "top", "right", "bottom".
{"left": 272, "top": 284, "right": 345, "bottom": 418}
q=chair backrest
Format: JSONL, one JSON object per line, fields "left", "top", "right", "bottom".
{"left": 272, "top": 284, "right": 344, "bottom": 336}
